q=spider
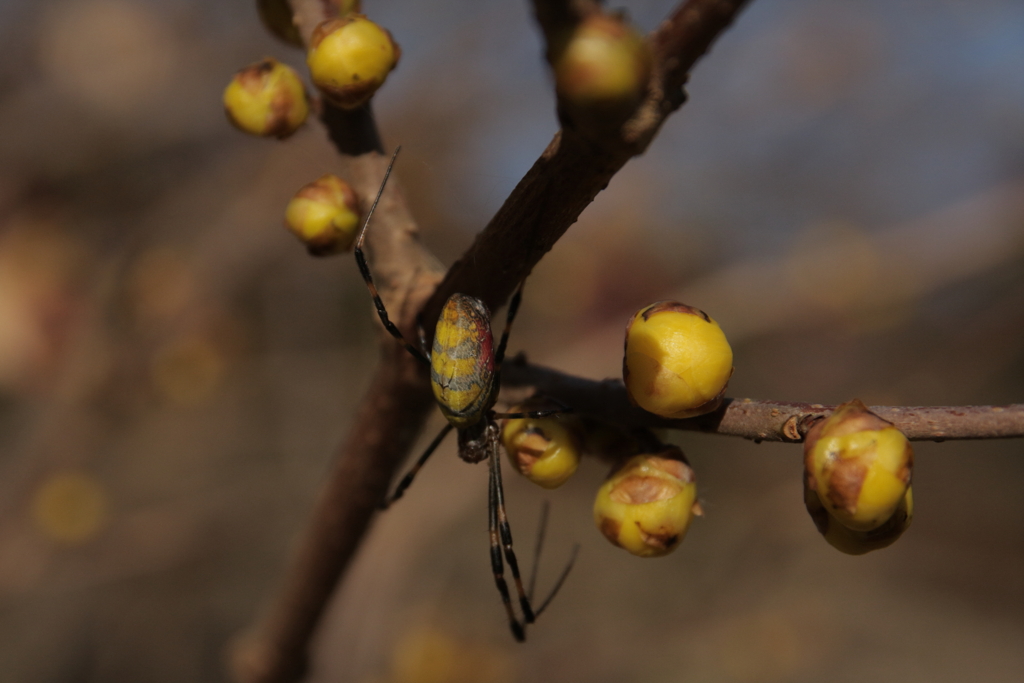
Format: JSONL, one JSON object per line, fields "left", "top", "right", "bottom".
{"left": 353, "top": 149, "right": 575, "bottom": 642}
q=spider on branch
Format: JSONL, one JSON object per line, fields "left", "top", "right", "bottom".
{"left": 353, "top": 149, "right": 577, "bottom": 642}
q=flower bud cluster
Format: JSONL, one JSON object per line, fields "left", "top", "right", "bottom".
{"left": 227, "top": 7, "right": 399, "bottom": 138}
{"left": 226, "top": 7, "right": 400, "bottom": 259}
{"left": 803, "top": 400, "right": 914, "bottom": 554}
{"left": 499, "top": 402, "right": 702, "bottom": 558}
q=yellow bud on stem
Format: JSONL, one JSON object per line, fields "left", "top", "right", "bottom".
{"left": 307, "top": 15, "right": 400, "bottom": 109}
{"left": 501, "top": 415, "right": 581, "bottom": 489}
{"left": 223, "top": 58, "right": 309, "bottom": 138}
{"left": 623, "top": 301, "right": 733, "bottom": 419}
{"left": 284, "top": 174, "right": 361, "bottom": 255}
{"left": 594, "top": 448, "right": 701, "bottom": 557}
{"left": 804, "top": 475, "right": 913, "bottom": 555}
{"left": 552, "top": 14, "right": 651, "bottom": 114}
{"left": 804, "top": 399, "right": 914, "bottom": 531}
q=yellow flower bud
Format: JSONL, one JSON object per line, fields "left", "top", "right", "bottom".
{"left": 223, "top": 58, "right": 309, "bottom": 139}
{"left": 284, "top": 174, "right": 361, "bottom": 255}
{"left": 594, "top": 449, "right": 701, "bottom": 557}
{"left": 804, "top": 399, "right": 914, "bottom": 531}
{"left": 307, "top": 15, "right": 400, "bottom": 109}
{"left": 552, "top": 14, "right": 651, "bottom": 113}
{"left": 804, "top": 475, "right": 913, "bottom": 555}
{"left": 501, "top": 415, "right": 581, "bottom": 489}
{"left": 623, "top": 302, "right": 733, "bottom": 419}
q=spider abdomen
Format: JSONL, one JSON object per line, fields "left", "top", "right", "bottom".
{"left": 431, "top": 293, "right": 496, "bottom": 428}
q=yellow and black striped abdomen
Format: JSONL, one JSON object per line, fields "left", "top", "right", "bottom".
{"left": 431, "top": 294, "right": 495, "bottom": 429}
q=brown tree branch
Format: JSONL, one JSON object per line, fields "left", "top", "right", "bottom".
{"left": 423, "top": 0, "right": 751, "bottom": 326}
{"left": 319, "top": 103, "right": 384, "bottom": 156}
{"left": 501, "top": 358, "right": 1024, "bottom": 442}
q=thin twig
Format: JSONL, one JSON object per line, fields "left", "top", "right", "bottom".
{"left": 501, "top": 357, "right": 1024, "bottom": 442}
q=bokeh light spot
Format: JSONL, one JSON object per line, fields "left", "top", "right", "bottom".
{"left": 151, "top": 334, "right": 225, "bottom": 406}
{"left": 31, "top": 471, "right": 109, "bottom": 545}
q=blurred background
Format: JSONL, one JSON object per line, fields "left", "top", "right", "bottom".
{"left": 0, "top": 0, "right": 1022, "bottom": 681}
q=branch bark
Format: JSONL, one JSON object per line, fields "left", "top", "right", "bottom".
{"left": 502, "top": 358, "right": 1024, "bottom": 442}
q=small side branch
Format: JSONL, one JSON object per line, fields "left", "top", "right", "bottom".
{"left": 422, "top": 0, "right": 752, "bottom": 329}
{"left": 502, "top": 359, "right": 1024, "bottom": 442}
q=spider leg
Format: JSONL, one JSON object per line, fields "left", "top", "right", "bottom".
{"left": 493, "top": 281, "right": 525, "bottom": 368}
{"left": 416, "top": 316, "right": 430, "bottom": 359}
{"left": 488, "top": 453, "right": 526, "bottom": 642}
{"left": 527, "top": 500, "right": 550, "bottom": 602}
{"left": 535, "top": 542, "right": 580, "bottom": 618}
{"left": 489, "top": 436, "right": 536, "bottom": 626}
{"left": 492, "top": 407, "right": 570, "bottom": 420}
{"left": 380, "top": 423, "right": 453, "bottom": 509}
{"left": 353, "top": 147, "right": 431, "bottom": 367}
{"left": 493, "top": 395, "right": 573, "bottom": 421}
{"left": 525, "top": 501, "right": 580, "bottom": 617}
